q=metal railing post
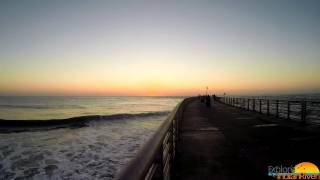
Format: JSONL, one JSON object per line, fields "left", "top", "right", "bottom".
{"left": 243, "top": 99, "right": 245, "bottom": 109}
{"left": 154, "top": 146, "right": 164, "bottom": 180}
{"left": 259, "top": 99, "right": 262, "bottom": 114}
{"left": 176, "top": 114, "right": 179, "bottom": 141}
{"left": 172, "top": 118, "right": 176, "bottom": 159}
{"left": 252, "top": 99, "right": 255, "bottom": 111}
{"left": 237, "top": 98, "right": 239, "bottom": 107}
{"left": 169, "top": 123, "right": 174, "bottom": 180}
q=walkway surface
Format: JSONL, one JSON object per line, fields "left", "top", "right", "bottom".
{"left": 173, "top": 98, "right": 320, "bottom": 180}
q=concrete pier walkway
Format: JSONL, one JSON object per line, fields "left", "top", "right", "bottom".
{"left": 173, "top": 98, "right": 320, "bottom": 180}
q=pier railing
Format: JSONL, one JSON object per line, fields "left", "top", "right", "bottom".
{"left": 115, "top": 98, "right": 189, "bottom": 180}
{"left": 220, "top": 97, "right": 320, "bottom": 125}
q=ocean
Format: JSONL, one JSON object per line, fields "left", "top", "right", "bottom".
{"left": 0, "top": 96, "right": 183, "bottom": 180}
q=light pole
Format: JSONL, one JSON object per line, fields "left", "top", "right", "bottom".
{"left": 206, "top": 86, "right": 208, "bottom": 96}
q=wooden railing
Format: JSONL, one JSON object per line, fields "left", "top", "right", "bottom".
{"left": 220, "top": 97, "right": 320, "bottom": 125}
{"left": 115, "top": 98, "right": 190, "bottom": 180}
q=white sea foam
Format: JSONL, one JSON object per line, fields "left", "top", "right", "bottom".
{"left": 0, "top": 115, "right": 166, "bottom": 179}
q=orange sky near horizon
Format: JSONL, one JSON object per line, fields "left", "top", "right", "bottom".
{"left": 1, "top": 69, "right": 319, "bottom": 96}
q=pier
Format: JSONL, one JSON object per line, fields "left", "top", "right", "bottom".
{"left": 116, "top": 97, "right": 320, "bottom": 180}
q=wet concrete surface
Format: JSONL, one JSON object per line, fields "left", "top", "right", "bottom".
{"left": 173, "top": 98, "right": 320, "bottom": 180}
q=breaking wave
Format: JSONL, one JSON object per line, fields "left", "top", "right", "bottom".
{"left": 0, "top": 111, "right": 170, "bottom": 129}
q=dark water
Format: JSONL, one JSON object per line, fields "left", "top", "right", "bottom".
{"left": 0, "top": 96, "right": 183, "bottom": 180}
{"left": 0, "top": 96, "right": 183, "bottom": 120}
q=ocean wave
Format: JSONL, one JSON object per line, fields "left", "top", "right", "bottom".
{"left": 0, "top": 111, "right": 170, "bottom": 129}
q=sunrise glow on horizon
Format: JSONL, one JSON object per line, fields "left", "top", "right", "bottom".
{"left": 1, "top": 1, "right": 320, "bottom": 96}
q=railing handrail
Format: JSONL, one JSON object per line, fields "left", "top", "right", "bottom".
{"left": 223, "top": 96, "right": 320, "bottom": 103}
{"left": 219, "top": 96, "right": 320, "bottom": 125}
{"left": 115, "top": 98, "right": 188, "bottom": 180}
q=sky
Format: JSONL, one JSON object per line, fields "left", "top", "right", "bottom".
{"left": 1, "top": 0, "right": 320, "bottom": 96}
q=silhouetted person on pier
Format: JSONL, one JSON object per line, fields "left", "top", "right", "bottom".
{"left": 212, "top": 94, "right": 216, "bottom": 100}
{"left": 205, "top": 95, "right": 211, "bottom": 107}
{"left": 212, "top": 94, "right": 216, "bottom": 104}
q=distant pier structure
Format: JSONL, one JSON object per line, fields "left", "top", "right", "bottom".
{"left": 116, "top": 96, "right": 320, "bottom": 180}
